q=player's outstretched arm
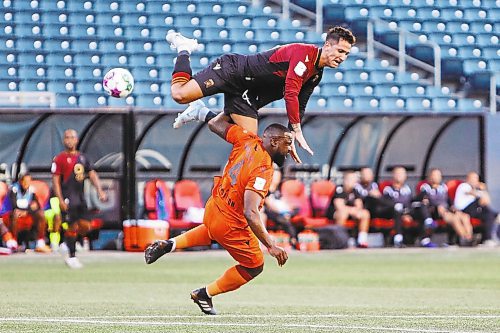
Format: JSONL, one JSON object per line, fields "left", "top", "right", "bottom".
{"left": 291, "top": 123, "right": 314, "bottom": 156}
{"left": 207, "top": 112, "right": 234, "bottom": 141}
{"left": 243, "top": 190, "right": 288, "bottom": 266}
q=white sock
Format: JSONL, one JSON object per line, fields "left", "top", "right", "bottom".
{"left": 198, "top": 107, "right": 211, "bottom": 122}
{"left": 394, "top": 234, "right": 403, "bottom": 243}
{"left": 205, "top": 287, "right": 212, "bottom": 298}
{"left": 36, "top": 239, "right": 46, "bottom": 248}
{"left": 169, "top": 239, "right": 176, "bottom": 252}
{"left": 357, "top": 232, "right": 368, "bottom": 245}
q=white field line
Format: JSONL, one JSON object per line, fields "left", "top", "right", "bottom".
{"left": 65, "top": 314, "right": 500, "bottom": 319}
{"left": 0, "top": 317, "right": 493, "bottom": 333}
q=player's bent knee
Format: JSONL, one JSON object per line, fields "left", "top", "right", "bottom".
{"left": 171, "top": 87, "right": 191, "bottom": 104}
{"left": 237, "top": 264, "right": 264, "bottom": 280}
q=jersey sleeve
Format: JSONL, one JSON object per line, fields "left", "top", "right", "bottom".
{"left": 284, "top": 46, "right": 312, "bottom": 125}
{"left": 51, "top": 155, "right": 62, "bottom": 175}
{"left": 244, "top": 165, "right": 273, "bottom": 199}
{"left": 225, "top": 125, "right": 253, "bottom": 146}
{"left": 296, "top": 71, "right": 322, "bottom": 122}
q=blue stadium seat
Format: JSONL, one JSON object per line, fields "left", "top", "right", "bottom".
{"left": 406, "top": 97, "right": 431, "bottom": 111}
{"left": 399, "top": 83, "right": 425, "bottom": 98}
{"left": 48, "top": 80, "right": 74, "bottom": 93}
{"left": 348, "top": 84, "right": 374, "bottom": 97}
{"left": 73, "top": 52, "right": 100, "bottom": 67}
{"left": 477, "top": 33, "right": 498, "bottom": 47}
{"left": 67, "top": 12, "right": 93, "bottom": 25}
{"left": 18, "top": 51, "right": 47, "bottom": 66}
{"left": 75, "top": 80, "right": 101, "bottom": 94}
{"left": 327, "top": 96, "right": 352, "bottom": 111}
{"left": 75, "top": 66, "right": 102, "bottom": 80}
{"left": 457, "top": 98, "right": 482, "bottom": 112}
{"left": 47, "top": 65, "right": 74, "bottom": 80}
{"left": 321, "top": 83, "right": 346, "bottom": 97}
{"left": 55, "top": 93, "right": 80, "bottom": 107}
{"left": 43, "top": 24, "right": 70, "bottom": 38}
{"left": 482, "top": 46, "right": 499, "bottom": 60}
{"left": 380, "top": 97, "right": 405, "bottom": 111}
{"left": 323, "top": 4, "right": 346, "bottom": 23}
{"left": 122, "top": 13, "right": 148, "bottom": 26}
{"left": 173, "top": 14, "right": 201, "bottom": 28}
{"left": 135, "top": 94, "right": 163, "bottom": 108}
{"left": 131, "top": 67, "right": 158, "bottom": 82}
{"left": 463, "top": 59, "right": 489, "bottom": 75}
{"left": 94, "top": 0, "right": 119, "bottom": 12}
{"left": 69, "top": 24, "right": 91, "bottom": 38}
{"left": 432, "top": 97, "right": 457, "bottom": 112}
{"left": 19, "top": 79, "right": 47, "bottom": 91}
{"left": 353, "top": 96, "right": 379, "bottom": 111}
{"left": 374, "top": 83, "right": 399, "bottom": 98}
{"left": 79, "top": 94, "right": 106, "bottom": 108}
{"left": 95, "top": 12, "right": 119, "bottom": 26}
{"left": 343, "top": 70, "right": 370, "bottom": 84}
{"left": 129, "top": 53, "right": 155, "bottom": 67}
{"left": 0, "top": 79, "right": 18, "bottom": 91}
{"left": 19, "top": 66, "right": 44, "bottom": 80}
{"left": 66, "top": 0, "right": 94, "bottom": 11}
{"left": 144, "top": 1, "right": 171, "bottom": 14}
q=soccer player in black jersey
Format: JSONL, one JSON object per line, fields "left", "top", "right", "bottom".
{"left": 166, "top": 26, "right": 355, "bottom": 163}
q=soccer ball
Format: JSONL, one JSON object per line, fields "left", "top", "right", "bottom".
{"left": 103, "top": 68, "right": 134, "bottom": 98}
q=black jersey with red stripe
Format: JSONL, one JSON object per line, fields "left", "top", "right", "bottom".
{"left": 236, "top": 43, "right": 323, "bottom": 125}
{"left": 51, "top": 151, "right": 94, "bottom": 206}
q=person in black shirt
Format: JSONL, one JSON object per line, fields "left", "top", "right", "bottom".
{"left": 420, "top": 168, "right": 473, "bottom": 245}
{"left": 383, "top": 166, "right": 435, "bottom": 247}
{"left": 326, "top": 171, "right": 370, "bottom": 248}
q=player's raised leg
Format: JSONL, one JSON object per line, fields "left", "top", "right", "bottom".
{"left": 144, "top": 224, "right": 212, "bottom": 264}
{"left": 167, "top": 31, "right": 219, "bottom": 128}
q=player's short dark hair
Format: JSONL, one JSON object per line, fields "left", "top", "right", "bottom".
{"left": 325, "top": 26, "right": 356, "bottom": 45}
{"left": 263, "top": 123, "right": 290, "bottom": 136}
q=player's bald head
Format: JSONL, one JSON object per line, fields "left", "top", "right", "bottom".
{"left": 63, "top": 128, "right": 79, "bottom": 151}
{"left": 64, "top": 128, "right": 78, "bottom": 138}
{"left": 262, "top": 123, "right": 292, "bottom": 167}
{"left": 263, "top": 123, "right": 289, "bottom": 137}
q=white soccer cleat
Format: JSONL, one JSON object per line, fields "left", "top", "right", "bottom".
{"left": 166, "top": 31, "right": 199, "bottom": 54}
{"left": 173, "top": 100, "right": 207, "bottom": 129}
{"left": 65, "top": 256, "right": 83, "bottom": 269}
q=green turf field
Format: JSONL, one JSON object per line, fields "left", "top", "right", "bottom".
{"left": 1, "top": 248, "right": 499, "bottom": 333}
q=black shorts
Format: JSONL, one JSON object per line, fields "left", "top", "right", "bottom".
{"left": 192, "top": 54, "right": 259, "bottom": 119}
{"left": 62, "top": 204, "right": 91, "bottom": 225}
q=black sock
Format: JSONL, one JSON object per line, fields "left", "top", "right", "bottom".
{"left": 204, "top": 111, "right": 217, "bottom": 123}
{"left": 172, "top": 51, "right": 192, "bottom": 79}
{"left": 66, "top": 237, "right": 76, "bottom": 257}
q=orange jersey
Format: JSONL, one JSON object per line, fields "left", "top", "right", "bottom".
{"left": 211, "top": 125, "right": 273, "bottom": 227}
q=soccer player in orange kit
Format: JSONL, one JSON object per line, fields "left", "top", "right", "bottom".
{"left": 145, "top": 112, "right": 292, "bottom": 315}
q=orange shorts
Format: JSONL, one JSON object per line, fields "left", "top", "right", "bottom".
{"left": 203, "top": 198, "right": 264, "bottom": 268}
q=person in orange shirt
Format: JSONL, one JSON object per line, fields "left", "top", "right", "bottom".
{"left": 145, "top": 112, "right": 292, "bottom": 315}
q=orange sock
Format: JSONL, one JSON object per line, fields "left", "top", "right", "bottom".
{"left": 173, "top": 225, "right": 211, "bottom": 249}
{"left": 206, "top": 265, "right": 253, "bottom": 297}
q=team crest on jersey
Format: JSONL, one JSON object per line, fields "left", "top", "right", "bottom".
{"left": 204, "top": 79, "right": 214, "bottom": 88}
{"left": 74, "top": 163, "right": 85, "bottom": 182}
{"left": 294, "top": 61, "right": 307, "bottom": 76}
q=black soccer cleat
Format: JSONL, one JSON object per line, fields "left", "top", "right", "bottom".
{"left": 190, "top": 288, "right": 217, "bottom": 315}
{"left": 144, "top": 240, "right": 173, "bottom": 264}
